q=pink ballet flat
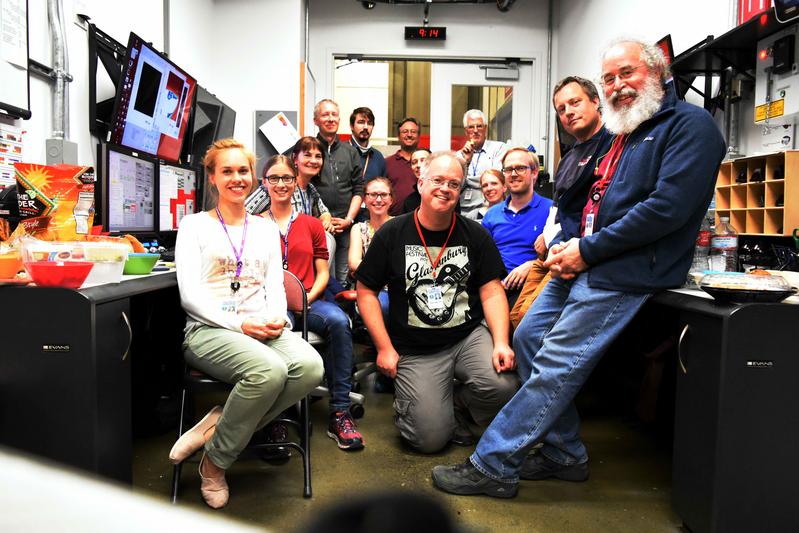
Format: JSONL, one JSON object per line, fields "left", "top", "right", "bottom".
{"left": 199, "top": 453, "right": 228, "bottom": 509}
{"left": 169, "top": 405, "right": 223, "bottom": 464}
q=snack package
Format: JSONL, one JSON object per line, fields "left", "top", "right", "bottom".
{"left": 12, "top": 163, "right": 95, "bottom": 241}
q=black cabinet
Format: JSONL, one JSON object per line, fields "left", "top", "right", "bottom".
{"left": 657, "top": 292, "right": 799, "bottom": 533}
{"left": 0, "top": 273, "right": 177, "bottom": 483}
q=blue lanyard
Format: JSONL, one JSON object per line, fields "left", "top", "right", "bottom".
{"left": 297, "top": 187, "right": 310, "bottom": 214}
{"left": 470, "top": 150, "right": 483, "bottom": 177}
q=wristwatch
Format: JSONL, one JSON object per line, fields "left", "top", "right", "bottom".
{"left": 345, "top": 216, "right": 354, "bottom": 226}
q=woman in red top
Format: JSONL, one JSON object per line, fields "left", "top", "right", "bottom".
{"left": 263, "top": 154, "right": 364, "bottom": 451}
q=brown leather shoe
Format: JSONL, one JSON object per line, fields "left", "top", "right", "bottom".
{"left": 199, "top": 453, "right": 228, "bottom": 509}
{"left": 169, "top": 405, "right": 223, "bottom": 464}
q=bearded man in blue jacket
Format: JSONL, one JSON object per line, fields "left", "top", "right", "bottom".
{"left": 432, "top": 38, "right": 726, "bottom": 498}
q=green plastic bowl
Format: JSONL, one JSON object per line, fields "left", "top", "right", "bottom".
{"left": 123, "top": 253, "right": 160, "bottom": 275}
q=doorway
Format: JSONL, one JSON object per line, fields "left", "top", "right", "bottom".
{"left": 333, "top": 58, "right": 533, "bottom": 153}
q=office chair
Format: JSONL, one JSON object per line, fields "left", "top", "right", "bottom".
{"left": 170, "top": 270, "right": 314, "bottom": 502}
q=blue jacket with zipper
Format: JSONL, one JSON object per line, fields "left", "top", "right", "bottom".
{"left": 577, "top": 87, "right": 726, "bottom": 292}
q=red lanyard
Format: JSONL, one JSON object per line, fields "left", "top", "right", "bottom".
{"left": 413, "top": 208, "right": 456, "bottom": 279}
{"left": 593, "top": 134, "right": 627, "bottom": 191}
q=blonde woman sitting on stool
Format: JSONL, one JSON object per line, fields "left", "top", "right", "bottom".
{"left": 170, "top": 138, "right": 323, "bottom": 509}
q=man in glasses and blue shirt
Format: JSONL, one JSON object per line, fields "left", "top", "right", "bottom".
{"left": 456, "top": 109, "right": 508, "bottom": 218}
{"left": 481, "top": 147, "right": 552, "bottom": 308}
{"left": 356, "top": 151, "right": 519, "bottom": 454}
{"left": 433, "top": 39, "right": 725, "bottom": 498}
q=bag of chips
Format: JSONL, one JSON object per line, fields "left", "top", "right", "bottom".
{"left": 13, "top": 163, "right": 95, "bottom": 241}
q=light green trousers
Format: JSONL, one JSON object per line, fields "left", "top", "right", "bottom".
{"left": 183, "top": 323, "right": 324, "bottom": 469}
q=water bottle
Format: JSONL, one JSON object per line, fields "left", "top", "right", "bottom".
{"left": 688, "top": 216, "right": 712, "bottom": 283}
{"left": 710, "top": 217, "right": 739, "bottom": 272}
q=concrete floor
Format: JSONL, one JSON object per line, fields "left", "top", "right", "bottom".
{"left": 132, "top": 385, "right": 683, "bottom": 532}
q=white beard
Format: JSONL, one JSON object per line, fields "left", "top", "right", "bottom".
{"left": 603, "top": 76, "right": 665, "bottom": 135}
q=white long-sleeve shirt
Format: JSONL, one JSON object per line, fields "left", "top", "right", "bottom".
{"left": 175, "top": 211, "right": 289, "bottom": 333}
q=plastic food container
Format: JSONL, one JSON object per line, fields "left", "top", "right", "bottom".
{"left": 699, "top": 272, "right": 797, "bottom": 303}
{"left": 25, "top": 261, "right": 94, "bottom": 289}
{"left": 0, "top": 251, "right": 23, "bottom": 279}
{"left": 123, "top": 253, "right": 160, "bottom": 275}
{"left": 20, "top": 239, "right": 129, "bottom": 287}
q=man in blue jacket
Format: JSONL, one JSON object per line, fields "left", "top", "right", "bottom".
{"left": 432, "top": 39, "right": 726, "bottom": 498}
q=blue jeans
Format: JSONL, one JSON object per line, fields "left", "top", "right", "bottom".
{"left": 470, "top": 273, "right": 650, "bottom": 482}
{"left": 306, "top": 299, "right": 353, "bottom": 412}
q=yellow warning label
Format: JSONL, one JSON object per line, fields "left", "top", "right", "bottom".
{"left": 755, "top": 99, "right": 785, "bottom": 122}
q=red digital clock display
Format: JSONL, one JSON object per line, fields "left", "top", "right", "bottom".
{"left": 405, "top": 26, "right": 447, "bottom": 41}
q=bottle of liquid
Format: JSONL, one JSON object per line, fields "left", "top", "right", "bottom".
{"left": 710, "top": 217, "right": 739, "bottom": 272}
{"left": 688, "top": 216, "right": 712, "bottom": 283}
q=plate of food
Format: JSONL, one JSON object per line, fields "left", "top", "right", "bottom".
{"left": 699, "top": 270, "right": 797, "bottom": 303}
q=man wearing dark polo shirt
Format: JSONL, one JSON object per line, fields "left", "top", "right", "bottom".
{"left": 481, "top": 147, "right": 552, "bottom": 308}
{"left": 386, "top": 117, "right": 421, "bottom": 215}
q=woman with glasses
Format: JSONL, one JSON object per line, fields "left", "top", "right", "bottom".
{"left": 263, "top": 154, "right": 365, "bottom": 451}
{"left": 466, "top": 169, "right": 507, "bottom": 221}
{"left": 171, "top": 139, "right": 323, "bottom": 509}
{"left": 349, "top": 177, "right": 394, "bottom": 317}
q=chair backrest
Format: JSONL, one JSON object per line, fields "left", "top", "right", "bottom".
{"left": 282, "top": 269, "right": 308, "bottom": 340}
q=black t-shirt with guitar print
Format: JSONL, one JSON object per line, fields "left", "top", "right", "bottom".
{"left": 356, "top": 212, "right": 506, "bottom": 354}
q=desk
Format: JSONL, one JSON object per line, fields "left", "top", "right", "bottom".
{"left": 0, "top": 272, "right": 180, "bottom": 483}
{"left": 650, "top": 290, "right": 799, "bottom": 533}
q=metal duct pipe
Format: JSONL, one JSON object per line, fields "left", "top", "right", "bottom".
{"left": 48, "top": 0, "right": 69, "bottom": 140}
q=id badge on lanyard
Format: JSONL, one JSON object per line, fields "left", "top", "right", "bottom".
{"left": 426, "top": 285, "right": 445, "bottom": 310}
{"left": 584, "top": 213, "right": 595, "bottom": 237}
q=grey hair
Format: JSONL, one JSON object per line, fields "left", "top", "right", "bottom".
{"left": 313, "top": 98, "right": 339, "bottom": 119}
{"left": 601, "top": 38, "right": 671, "bottom": 84}
{"left": 420, "top": 150, "right": 466, "bottom": 180}
{"left": 462, "top": 109, "right": 486, "bottom": 127}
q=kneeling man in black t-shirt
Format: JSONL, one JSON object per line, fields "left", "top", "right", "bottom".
{"left": 356, "top": 151, "right": 519, "bottom": 453}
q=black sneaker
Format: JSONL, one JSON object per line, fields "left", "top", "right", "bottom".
{"left": 432, "top": 460, "right": 518, "bottom": 498}
{"left": 519, "top": 452, "right": 589, "bottom": 482}
{"left": 327, "top": 410, "right": 365, "bottom": 450}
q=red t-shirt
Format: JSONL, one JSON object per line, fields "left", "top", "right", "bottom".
{"left": 280, "top": 214, "right": 329, "bottom": 292}
{"left": 386, "top": 151, "right": 417, "bottom": 216}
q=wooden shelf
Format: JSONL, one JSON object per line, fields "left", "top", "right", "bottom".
{"left": 714, "top": 151, "right": 798, "bottom": 236}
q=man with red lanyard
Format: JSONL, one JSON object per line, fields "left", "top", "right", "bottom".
{"left": 356, "top": 151, "right": 519, "bottom": 454}
{"left": 433, "top": 39, "right": 725, "bottom": 498}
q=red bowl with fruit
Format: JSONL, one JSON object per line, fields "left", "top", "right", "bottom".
{"left": 24, "top": 261, "right": 94, "bottom": 289}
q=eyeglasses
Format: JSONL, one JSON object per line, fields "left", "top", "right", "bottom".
{"left": 365, "top": 192, "right": 391, "bottom": 200}
{"left": 265, "top": 175, "right": 296, "bottom": 184}
{"left": 502, "top": 165, "right": 531, "bottom": 176}
{"left": 399, "top": 129, "right": 419, "bottom": 135}
{"left": 600, "top": 65, "right": 643, "bottom": 88}
{"left": 426, "top": 177, "right": 462, "bottom": 191}
{"left": 465, "top": 124, "right": 486, "bottom": 131}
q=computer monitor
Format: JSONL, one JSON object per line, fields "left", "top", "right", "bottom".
{"left": 102, "top": 143, "right": 157, "bottom": 234}
{"left": 158, "top": 162, "right": 198, "bottom": 231}
{"left": 109, "top": 32, "right": 196, "bottom": 163}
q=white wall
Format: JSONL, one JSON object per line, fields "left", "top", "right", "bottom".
{"left": 9, "top": 0, "right": 164, "bottom": 166}
{"left": 7, "top": 0, "right": 303, "bottom": 170}
{"left": 307, "top": 0, "right": 551, "bottom": 152}
{"left": 170, "top": 0, "right": 304, "bottom": 148}
{"left": 553, "top": 0, "right": 735, "bottom": 84}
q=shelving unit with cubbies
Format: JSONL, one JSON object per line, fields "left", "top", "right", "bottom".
{"left": 714, "top": 150, "right": 799, "bottom": 236}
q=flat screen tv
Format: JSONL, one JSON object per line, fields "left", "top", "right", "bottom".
{"left": 109, "top": 33, "right": 196, "bottom": 163}
{"left": 101, "top": 143, "right": 157, "bottom": 234}
{"left": 158, "top": 161, "right": 198, "bottom": 231}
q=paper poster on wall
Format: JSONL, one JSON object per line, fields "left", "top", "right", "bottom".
{"left": 0, "top": 123, "right": 24, "bottom": 188}
{"left": 259, "top": 112, "right": 300, "bottom": 154}
{"left": 1, "top": 0, "right": 27, "bottom": 68}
